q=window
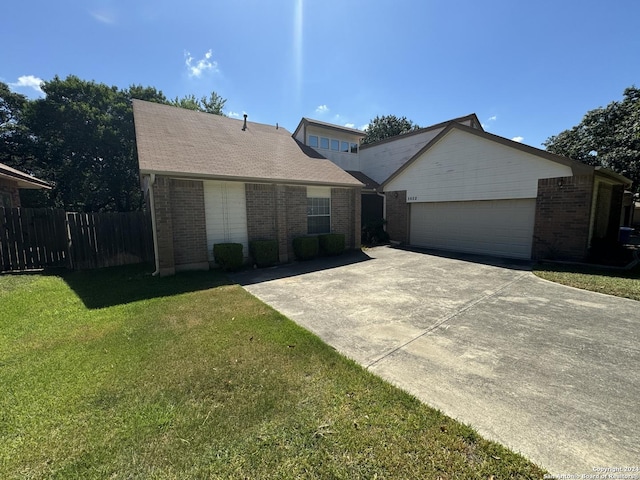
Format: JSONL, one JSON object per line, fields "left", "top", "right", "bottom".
{"left": 341, "top": 141, "right": 349, "bottom": 152}
{"left": 320, "top": 137, "right": 330, "bottom": 149}
{"left": 307, "top": 197, "right": 330, "bottom": 234}
{"left": 307, "top": 187, "right": 331, "bottom": 234}
{"left": 331, "top": 139, "right": 339, "bottom": 151}
{"left": 350, "top": 142, "right": 358, "bottom": 154}
{"left": 308, "top": 135, "right": 318, "bottom": 148}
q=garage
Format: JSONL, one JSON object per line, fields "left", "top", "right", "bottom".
{"left": 409, "top": 199, "right": 536, "bottom": 259}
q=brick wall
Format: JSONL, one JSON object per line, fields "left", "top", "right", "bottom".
{"left": 532, "top": 174, "right": 594, "bottom": 260}
{"left": 0, "top": 179, "right": 21, "bottom": 208}
{"left": 169, "top": 179, "right": 208, "bottom": 270}
{"left": 152, "top": 176, "right": 175, "bottom": 275}
{"left": 245, "top": 184, "right": 277, "bottom": 240}
{"left": 285, "top": 186, "right": 307, "bottom": 258}
{"left": 331, "top": 187, "right": 361, "bottom": 248}
{"left": 385, "top": 190, "right": 409, "bottom": 243}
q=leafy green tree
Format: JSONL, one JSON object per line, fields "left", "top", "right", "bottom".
{"left": 544, "top": 86, "right": 640, "bottom": 192}
{"left": 362, "top": 115, "right": 420, "bottom": 145}
{"left": 171, "top": 91, "right": 227, "bottom": 115}
{"left": 2, "top": 75, "right": 228, "bottom": 211}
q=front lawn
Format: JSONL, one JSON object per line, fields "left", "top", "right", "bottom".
{"left": 1, "top": 265, "right": 546, "bottom": 479}
{"left": 534, "top": 263, "right": 640, "bottom": 301}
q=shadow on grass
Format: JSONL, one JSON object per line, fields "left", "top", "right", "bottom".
{"left": 231, "top": 249, "right": 373, "bottom": 286}
{"left": 62, "top": 263, "right": 233, "bottom": 309}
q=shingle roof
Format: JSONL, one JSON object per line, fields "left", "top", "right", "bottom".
{"left": 0, "top": 162, "right": 51, "bottom": 190}
{"left": 292, "top": 117, "right": 367, "bottom": 139}
{"left": 346, "top": 171, "right": 380, "bottom": 191}
{"left": 133, "top": 100, "right": 362, "bottom": 187}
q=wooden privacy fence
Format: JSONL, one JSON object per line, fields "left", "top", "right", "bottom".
{"left": 0, "top": 207, "right": 154, "bottom": 272}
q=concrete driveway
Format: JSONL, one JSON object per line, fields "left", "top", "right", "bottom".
{"left": 232, "top": 246, "right": 640, "bottom": 475}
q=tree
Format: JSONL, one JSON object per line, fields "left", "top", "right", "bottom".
{"left": 170, "top": 91, "right": 227, "bottom": 115}
{"left": 544, "top": 86, "right": 640, "bottom": 192}
{"left": 362, "top": 115, "right": 420, "bottom": 145}
{"left": 2, "top": 75, "right": 228, "bottom": 211}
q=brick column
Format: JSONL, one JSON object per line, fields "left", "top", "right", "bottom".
{"left": 385, "top": 190, "right": 409, "bottom": 243}
{"left": 152, "top": 175, "right": 175, "bottom": 276}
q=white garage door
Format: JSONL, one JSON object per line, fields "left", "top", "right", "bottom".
{"left": 409, "top": 199, "right": 536, "bottom": 259}
{"left": 204, "top": 180, "right": 249, "bottom": 262}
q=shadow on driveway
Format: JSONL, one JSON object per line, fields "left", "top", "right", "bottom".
{"left": 231, "top": 248, "right": 373, "bottom": 286}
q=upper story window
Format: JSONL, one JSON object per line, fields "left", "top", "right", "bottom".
{"left": 308, "top": 133, "right": 360, "bottom": 154}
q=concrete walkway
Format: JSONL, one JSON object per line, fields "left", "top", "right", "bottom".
{"left": 232, "top": 246, "right": 640, "bottom": 475}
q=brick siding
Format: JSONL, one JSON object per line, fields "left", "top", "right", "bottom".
{"left": 0, "top": 179, "right": 21, "bottom": 208}
{"left": 385, "top": 190, "right": 409, "bottom": 243}
{"left": 285, "top": 186, "right": 308, "bottom": 258}
{"left": 169, "top": 179, "right": 208, "bottom": 269}
{"left": 245, "top": 184, "right": 277, "bottom": 240}
{"left": 331, "top": 187, "right": 362, "bottom": 248}
{"left": 152, "top": 176, "right": 175, "bottom": 275}
{"left": 532, "top": 175, "right": 594, "bottom": 260}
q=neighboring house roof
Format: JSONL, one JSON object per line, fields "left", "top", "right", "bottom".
{"left": 359, "top": 113, "right": 483, "bottom": 151}
{"left": 133, "top": 100, "right": 363, "bottom": 188}
{"left": 381, "top": 122, "right": 632, "bottom": 188}
{"left": 346, "top": 171, "right": 380, "bottom": 191}
{"left": 0, "top": 162, "right": 51, "bottom": 190}
{"left": 292, "top": 117, "right": 367, "bottom": 140}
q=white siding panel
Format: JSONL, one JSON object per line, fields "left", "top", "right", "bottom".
{"left": 359, "top": 128, "right": 443, "bottom": 184}
{"left": 385, "top": 129, "right": 573, "bottom": 201}
{"left": 204, "top": 181, "right": 248, "bottom": 261}
{"left": 410, "top": 199, "right": 536, "bottom": 259}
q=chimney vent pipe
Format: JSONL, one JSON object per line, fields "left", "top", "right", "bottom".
{"left": 242, "top": 114, "right": 248, "bottom": 131}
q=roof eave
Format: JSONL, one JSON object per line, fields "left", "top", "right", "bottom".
{"left": 140, "top": 169, "right": 364, "bottom": 188}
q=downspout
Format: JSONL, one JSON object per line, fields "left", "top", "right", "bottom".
{"left": 148, "top": 173, "right": 161, "bottom": 276}
{"left": 376, "top": 189, "right": 387, "bottom": 230}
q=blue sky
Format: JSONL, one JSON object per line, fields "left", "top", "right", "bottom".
{"left": 3, "top": 0, "right": 639, "bottom": 148}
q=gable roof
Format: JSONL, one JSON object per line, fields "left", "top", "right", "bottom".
{"left": 359, "top": 113, "right": 483, "bottom": 151}
{"left": 381, "top": 122, "right": 630, "bottom": 188}
{"left": 133, "top": 100, "right": 362, "bottom": 188}
{"left": 346, "top": 170, "right": 380, "bottom": 191}
{"left": 292, "top": 117, "right": 366, "bottom": 140}
{"left": 0, "top": 162, "right": 51, "bottom": 190}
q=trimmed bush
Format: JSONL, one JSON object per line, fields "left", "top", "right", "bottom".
{"left": 319, "top": 233, "right": 345, "bottom": 256}
{"left": 213, "top": 243, "right": 244, "bottom": 271}
{"left": 293, "top": 236, "right": 319, "bottom": 261}
{"left": 249, "top": 240, "right": 279, "bottom": 267}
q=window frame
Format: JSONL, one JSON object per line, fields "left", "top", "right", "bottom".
{"left": 306, "top": 187, "right": 331, "bottom": 235}
{"left": 308, "top": 135, "right": 318, "bottom": 148}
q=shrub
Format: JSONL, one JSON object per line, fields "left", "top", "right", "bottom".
{"left": 249, "top": 240, "right": 279, "bottom": 267}
{"left": 362, "top": 218, "right": 389, "bottom": 245}
{"left": 213, "top": 243, "right": 244, "bottom": 271}
{"left": 319, "top": 233, "right": 345, "bottom": 256}
{"left": 293, "top": 236, "right": 319, "bottom": 261}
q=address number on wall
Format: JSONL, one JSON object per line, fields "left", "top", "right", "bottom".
{"left": 407, "top": 196, "right": 418, "bottom": 201}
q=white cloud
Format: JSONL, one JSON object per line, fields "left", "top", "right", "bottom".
{"left": 9, "top": 75, "right": 44, "bottom": 96}
{"left": 344, "top": 123, "right": 355, "bottom": 129}
{"left": 315, "top": 105, "right": 329, "bottom": 114}
{"left": 90, "top": 10, "right": 116, "bottom": 25}
{"left": 511, "top": 136, "right": 524, "bottom": 143}
{"left": 227, "top": 111, "right": 241, "bottom": 118}
{"left": 488, "top": 115, "right": 497, "bottom": 121}
{"left": 360, "top": 123, "right": 369, "bottom": 131}
{"left": 185, "top": 49, "right": 218, "bottom": 78}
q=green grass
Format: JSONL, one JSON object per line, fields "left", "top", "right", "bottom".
{"left": 1, "top": 265, "right": 546, "bottom": 479}
{"left": 534, "top": 263, "right": 640, "bottom": 301}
